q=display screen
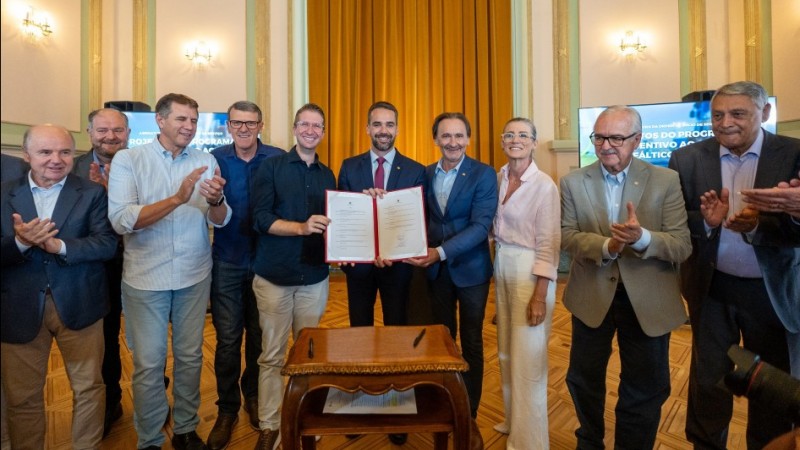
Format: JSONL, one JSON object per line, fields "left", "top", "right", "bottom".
{"left": 577, "top": 97, "right": 778, "bottom": 167}
{"left": 124, "top": 112, "right": 233, "bottom": 153}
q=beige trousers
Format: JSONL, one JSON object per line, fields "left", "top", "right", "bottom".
{"left": 0, "top": 295, "right": 105, "bottom": 450}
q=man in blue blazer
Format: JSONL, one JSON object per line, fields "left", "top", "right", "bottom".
{"left": 669, "top": 81, "right": 799, "bottom": 449}
{"left": 408, "top": 112, "right": 497, "bottom": 447}
{"left": 338, "top": 101, "right": 425, "bottom": 328}
{"left": 1, "top": 124, "right": 118, "bottom": 449}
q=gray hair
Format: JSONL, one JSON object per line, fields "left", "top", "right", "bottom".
{"left": 712, "top": 81, "right": 768, "bottom": 110}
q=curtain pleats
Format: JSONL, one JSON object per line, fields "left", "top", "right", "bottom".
{"left": 308, "top": 0, "right": 512, "bottom": 176}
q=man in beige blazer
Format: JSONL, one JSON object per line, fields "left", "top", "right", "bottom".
{"left": 560, "top": 105, "right": 691, "bottom": 450}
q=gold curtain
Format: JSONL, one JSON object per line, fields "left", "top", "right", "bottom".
{"left": 308, "top": 0, "right": 513, "bottom": 176}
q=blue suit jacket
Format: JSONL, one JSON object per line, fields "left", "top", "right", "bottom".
{"left": 669, "top": 131, "right": 800, "bottom": 333}
{"left": 1, "top": 174, "right": 118, "bottom": 343}
{"left": 338, "top": 149, "right": 426, "bottom": 273}
{"left": 423, "top": 156, "right": 497, "bottom": 287}
{"left": 1, "top": 154, "right": 28, "bottom": 183}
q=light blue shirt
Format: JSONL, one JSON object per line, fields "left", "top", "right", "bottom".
{"left": 433, "top": 156, "right": 465, "bottom": 261}
{"left": 108, "top": 137, "right": 232, "bottom": 290}
{"left": 599, "top": 163, "right": 651, "bottom": 259}
{"left": 714, "top": 130, "right": 763, "bottom": 278}
{"left": 370, "top": 148, "right": 395, "bottom": 186}
{"left": 15, "top": 174, "right": 67, "bottom": 254}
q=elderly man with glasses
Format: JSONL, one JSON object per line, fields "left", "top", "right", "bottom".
{"left": 206, "top": 101, "right": 284, "bottom": 450}
{"left": 560, "top": 105, "right": 691, "bottom": 449}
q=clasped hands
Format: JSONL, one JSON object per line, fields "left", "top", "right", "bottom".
{"left": 176, "top": 166, "right": 226, "bottom": 206}
{"left": 13, "top": 213, "right": 62, "bottom": 254}
{"left": 608, "top": 201, "right": 643, "bottom": 254}
{"left": 700, "top": 187, "right": 759, "bottom": 233}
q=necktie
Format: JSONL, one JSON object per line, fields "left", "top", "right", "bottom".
{"left": 375, "top": 157, "right": 386, "bottom": 189}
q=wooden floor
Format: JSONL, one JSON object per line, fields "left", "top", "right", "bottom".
{"left": 39, "top": 272, "right": 751, "bottom": 449}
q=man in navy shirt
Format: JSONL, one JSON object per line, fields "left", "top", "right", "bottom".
{"left": 206, "top": 101, "right": 283, "bottom": 450}
{"left": 250, "top": 103, "right": 335, "bottom": 450}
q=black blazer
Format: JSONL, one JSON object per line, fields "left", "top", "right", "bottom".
{"left": 669, "top": 131, "right": 800, "bottom": 332}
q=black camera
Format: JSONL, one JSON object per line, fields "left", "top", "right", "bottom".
{"left": 724, "top": 345, "right": 800, "bottom": 424}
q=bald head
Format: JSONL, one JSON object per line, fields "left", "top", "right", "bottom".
{"left": 22, "top": 124, "right": 75, "bottom": 188}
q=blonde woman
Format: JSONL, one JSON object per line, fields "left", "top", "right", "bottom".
{"left": 492, "top": 118, "right": 560, "bottom": 449}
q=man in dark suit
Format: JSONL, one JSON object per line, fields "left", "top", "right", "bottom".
{"left": 1, "top": 153, "right": 28, "bottom": 182}
{"left": 408, "top": 112, "right": 497, "bottom": 449}
{"left": 1, "top": 124, "right": 118, "bottom": 449}
{"left": 561, "top": 105, "right": 692, "bottom": 449}
{"left": 669, "top": 81, "right": 800, "bottom": 449}
{"left": 72, "top": 107, "right": 130, "bottom": 437}
{"left": 337, "top": 101, "right": 425, "bottom": 328}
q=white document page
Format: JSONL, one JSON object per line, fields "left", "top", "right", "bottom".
{"left": 326, "top": 191, "right": 376, "bottom": 262}
{"left": 323, "top": 388, "right": 417, "bottom": 414}
{"left": 376, "top": 186, "right": 428, "bottom": 260}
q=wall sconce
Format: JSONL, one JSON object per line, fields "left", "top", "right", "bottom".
{"left": 185, "top": 41, "right": 213, "bottom": 67}
{"left": 619, "top": 31, "right": 647, "bottom": 59}
{"left": 21, "top": 6, "right": 52, "bottom": 39}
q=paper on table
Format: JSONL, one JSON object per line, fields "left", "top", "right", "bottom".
{"left": 323, "top": 388, "right": 417, "bottom": 414}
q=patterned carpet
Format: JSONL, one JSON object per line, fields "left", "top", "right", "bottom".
{"left": 40, "top": 270, "right": 752, "bottom": 449}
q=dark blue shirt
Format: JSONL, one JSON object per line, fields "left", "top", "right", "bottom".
{"left": 211, "top": 140, "right": 284, "bottom": 268}
{"left": 252, "top": 147, "right": 336, "bottom": 286}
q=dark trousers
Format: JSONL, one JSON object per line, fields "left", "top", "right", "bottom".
{"left": 103, "top": 256, "right": 123, "bottom": 408}
{"left": 210, "top": 260, "right": 262, "bottom": 415}
{"left": 427, "top": 263, "right": 489, "bottom": 417}
{"left": 345, "top": 263, "right": 412, "bottom": 326}
{"left": 566, "top": 286, "right": 671, "bottom": 450}
{"left": 686, "top": 271, "right": 791, "bottom": 450}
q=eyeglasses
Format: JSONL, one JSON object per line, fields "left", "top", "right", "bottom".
{"left": 589, "top": 132, "right": 638, "bottom": 147}
{"left": 228, "top": 120, "right": 261, "bottom": 130}
{"left": 295, "top": 121, "right": 325, "bottom": 131}
{"left": 501, "top": 132, "right": 535, "bottom": 143}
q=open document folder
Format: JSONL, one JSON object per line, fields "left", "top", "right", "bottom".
{"left": 323, "top": 388, "right": 417, "bottom": 414}
{"left": 325, "top": 186, "right": 427, "bottom": 262}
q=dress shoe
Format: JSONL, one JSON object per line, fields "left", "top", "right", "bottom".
{"left": 492, "top": 422, "right": 509, "bottom": 435}
{"left": 141, "top": 446, "right": 161, "bottom": 450}
{"left": 102, "top": 402, "right": 123, "bottom": 438}
{"left": 207, "top": 414, "right": 238, "bottom": 450}
{"left": 470, "top": 419, "right": 484, "bottom": 450}
{"left": 243, "top": 397, "right": 260, "bottom": 430}
{"left": 172, "top": 430, "right": 207, "bottom": 450}
{"left": 254, "top": 429, "right": 280, "bottom": 450}
{"left": 388, "top": 433, "right": 408, "bottom": 445}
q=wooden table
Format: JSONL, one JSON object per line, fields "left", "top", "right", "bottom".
{"left": 280, "top": 325, "right": 471, "bottom": 450}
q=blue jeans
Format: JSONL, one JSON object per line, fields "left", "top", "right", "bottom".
{"left": 121, "top": 277, "right": 210, "bottom": 449}
{"left": 210, "top": 260, "right": 262, "bottom": 415}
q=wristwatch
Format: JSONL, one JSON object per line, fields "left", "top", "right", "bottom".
{"left": 207, "top": 194, "right": 225, "bottom": 207}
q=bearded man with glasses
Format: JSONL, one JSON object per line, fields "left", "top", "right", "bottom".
{"left": 206, "top": 101, "right": 284, "bottom": 450}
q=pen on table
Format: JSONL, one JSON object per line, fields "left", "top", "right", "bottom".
{"left": 413, "top": 328, "right": 426, "bottom": 348}
{"left": 308, "top": 338, "right": 314, "bottom": 359}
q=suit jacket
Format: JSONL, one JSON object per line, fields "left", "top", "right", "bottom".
{"left": 560, "top": 158, "right": 692, "bottom": 337}
{"left": 1, "top": 174, "right": 118, "bottom": 343}
{"left": 337, "top": 149, "right": 425, "bottom": 276}
{"left": 71, "top": 150, "right": 95, "bottom": 179}
{"left": 423, "top": 156, "right": 498, "bottom": 287}
{"left": 1, "top": 154, "right": 28, "bottom": 183}
{"left": 668, "top": 131, "right": 800, "bottom": 333}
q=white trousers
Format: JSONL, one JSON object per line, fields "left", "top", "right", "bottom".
{"left": 252, "top": 275, "right": 329, "bottom": 430}
{"left": 494, "top": 243, "right": 555, "bottom": 450}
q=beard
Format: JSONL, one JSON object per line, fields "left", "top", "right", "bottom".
{"left": 371, "top": 134, "right": 395, "bottom": 152}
